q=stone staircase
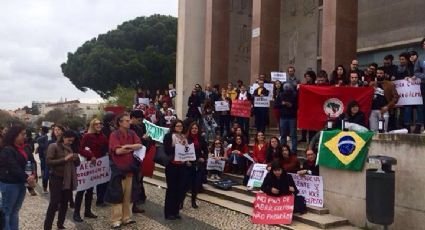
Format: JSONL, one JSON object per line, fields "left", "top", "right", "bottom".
{"left": 144, "top": 164, "right": 360, "bottom": 230}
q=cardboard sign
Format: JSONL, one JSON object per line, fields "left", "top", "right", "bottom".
{"left": 206, "top": 158, "right": 226, "bottom": 171}
{"left": 254, "top": 97, "right": 270, "bottom": 108}
{"left": 271, "top": 72, "right": 287, "bottom": 83}
{"left": 231, "top": 100, "right": 251, "bottom": 118}
{"left": 169, "top": 89, "right": 177, "bottom": 98}
{"left": 143, "top": 119, "right": 169, "bottom": 143}
{"left": 174, "top": 143, "right": 196, "bottom": 161}
{"left": 250, "top": 83, "right": 274, "bottom": 99}
{"left": 394, "top": 79, "right": 423, "bottom": 106}
{"left": 76, "top": 156, "right": 111, "bottom": 192}
{"left": 289, "top": 173, "right": 324, "bottom": 208}
{"left": 251, "top": 193, "right": 294, "bottom": 225}
{"left": 215, "top": 101, "right": 230, "bottom": 111}
{"left": 247, "top": 163, "right": 269, "bottom": 187}
{"left": 138, "top": 98, "right": 150, "bottom": 105}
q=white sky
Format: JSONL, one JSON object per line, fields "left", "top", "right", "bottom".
{"left": 0, "top": 0, "right": 178, "bottom": 110}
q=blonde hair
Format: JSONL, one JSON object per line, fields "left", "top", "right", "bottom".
{"left": 88, "top": 118, "right": 101, "bottom": 134}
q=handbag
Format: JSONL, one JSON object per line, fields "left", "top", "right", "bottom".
{"left": 153, "top": 144, "right": 172, "bottom": 167}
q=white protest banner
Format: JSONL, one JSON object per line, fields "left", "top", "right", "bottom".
{"left": 133, "top": 146, "right": 147, "bottom": 162}
{"left": 76, "top": 156, "right": 111, "bottom": 192}
{"left": 247, "top": 163, "right": 269, "bottom": 187}
{"left": 394, "top": 79, "right": 423, "bottom": 106}
{"left": 206, "top": 158, "right": 226, "bottom": 171}
{"left": 143, "top": 119, "right": 169, "bottom": 143}
{"left": 138, "top": 98, "right": 150, "bottom": 105}
{"left": 271, "top": 72, "right": 287, "bottom": 83}
{"left": 41, "top": 121, "right": 54, "bottom": 127}
{"left": 249, "top": 83, "right": 274, "bottom": 100}
{"left": 214, "top": 101, "right": 230, "bottom": 111}
{"left": 169, "top": 89, "right": 177, "bottom": 98}
{"left": 254, "top": 97, "right": 270, "bottom": 108}
{"left": 289, "top": 173, "right": 324, "bottom": 207}
{"left": 174, "top": 143, "right": 196, "bottom": 161}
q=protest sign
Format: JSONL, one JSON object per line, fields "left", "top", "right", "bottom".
{"left": 254, "top": 97, "right": 270, "bottom": 108}
{"left": 206, "top": 158, "right": 226, "bottom": 171}
{"left": 289, "top": 173, "right": 324, "bottom": 207}
{"left": 271, "top": 72, "right": 287, "bottom": 83}
{"left": 249, "top": 83, "right": 274, "bottom": 100}
{"left": 394, "top": 79, "right": 423, "bottom": 106}
{"left": 76, "top": 156, "right": 111, "bottom": 192}
{"left": 215, "top": 101, "right": 230, "bottom": 111}
{"left": 247, "top": 163, "right": 268, "bottom": 187}
{"left": 143, "top": 119, "right": 169, "bottom": 143}
{"left": 231, "top": 100, "right": 251, "bottom": 118}
{"left": 138, "top": 98, "right": 150, "bottom": 105}
{"left": 41, "top": 121, "right": 54, "bottom": 128}
{"left": 251, "top": 193, "right": 294, "bottom": 225}
{"left": 169, "top": 89, "right": 177, "bottom": 98}
{"left": 174, "top": 143, "right": 196, "bottom": 161}
{"left": 133, "top": 146, "right": 146, "bottom": 162}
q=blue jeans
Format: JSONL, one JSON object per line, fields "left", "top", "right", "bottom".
{"left": 403, "top": 105, "right": 424, "bottom": 125}
{"left": 280, "top": 118, "right": 297, "bottom": 154}
{"left": 0, "top": 182, "right": 26, "bottom": 230}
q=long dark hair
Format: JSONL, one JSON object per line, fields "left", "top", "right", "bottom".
{"left": 186, "top": 122, "right": 200, "bottom": 137}
{"left": 169, "top": 119, "right": 184, "bottom": 134}
{"left": 1, "top": 125, "right": 26, "bottom": 148}
{"left": 266, "top": 137, "right": 282, "bottom": 163}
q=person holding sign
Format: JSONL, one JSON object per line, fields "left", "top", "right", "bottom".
{"left": 217, "top": 88, "right": 232, "bottom": 136}
{"left": 73, "top": 118, "right": 108, "bottom": 222}
{"left": 253, "top": 80, "right": 270, "bottom": 132}
{"left": 261, "top": 161, "right": 306, "bottom": 213}
{"left": 106, "top": 113, "right": 143, "bottom": 229}
{"left": 297, "top": 149, "right": 319, "bottom": 176}
{"left": 208, "top": 138, "right": 227, "bottom": 180}
{"left": 183, "top": 122, "right": 209, "bottom": 209}
{"left": 235, "top": 85, "right": 253, "bottom": 137}
{"left": 44, "top": 130, "right": 80, "bottom": 230}
{"left": 163, "top": 120, "right": 188, "bottom": 220}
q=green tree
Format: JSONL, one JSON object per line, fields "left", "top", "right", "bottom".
{"left": 107, "top": 85, "right": 136, "bottom": 110}
{"left": 61, "top": 15, "right": 177, "bottom": 98}
{"left": 0, "top": 110, "right": 23, "bottom": 127}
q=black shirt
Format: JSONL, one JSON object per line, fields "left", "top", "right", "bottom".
{"left": 371, "top": 82, "right": 388, "bottom": 110}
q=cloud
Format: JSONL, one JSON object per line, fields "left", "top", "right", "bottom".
{"left": 0, "top": 0, "right": 178, "bottom": 110}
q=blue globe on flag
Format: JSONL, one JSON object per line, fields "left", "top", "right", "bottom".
{"left": 338, "top": 136, "right": 356, "bottom": 156}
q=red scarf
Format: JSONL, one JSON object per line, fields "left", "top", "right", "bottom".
{"left": 15, "top": 144, "right": 28, "bottom": 161}
{"left": 190, "top": 134, "right": 200, "bottom": 149}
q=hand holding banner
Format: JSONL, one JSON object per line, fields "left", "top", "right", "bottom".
{"left": 251, "top": 193, "right": 294, "bottom": 225}
{"left": 394, "top": 79, "right": 423, "bottom": 106}
{"left": 206, "top": 158, "right": 226, "bottom": 171}
{"left": 174, "top": 143, "right": 196, "bottom": 161}
{"left": 215, "top": 101, "right": 230, "bottom": 111}
{"left": 143, "top": 119, "right": 169, "bottom": 143}
{"left": 247, "top": 163, "right": 268, "bottom": 187}
{"left": 271, "top": 72, "right": 287, "bottom": 82}
{"left": 254, "top": 97, "right": 270, "bottom": 108}
{"left": 289, "top": 173, "right": 324, "bottom": 207}
{"left": 231, "top": 100, "right": 251, "bottom": 118}
{"left": 76, "top": 156, "right": 111, "bottom": 192}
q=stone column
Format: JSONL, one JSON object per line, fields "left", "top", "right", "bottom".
{"left": 321, "top": 0, "right": 358, "bottom": 73}
{"left": 204, "top": 0, "right": 230, "bottom": 86}
{"left": 175, "top": 0, "right": 207, "bottom": 118}
{"left": 250, "top": 0, "right": 281, "bottom": 83}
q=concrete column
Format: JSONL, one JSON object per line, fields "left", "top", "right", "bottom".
{"left": 250, "top": 0, "right": 281, "bottom": 83}
{"left": 204, "top": 0, "right": 230, "bottom": 86}
{"left": 321, "top": 0, "right": 358, "bottom": 73}
{"left": 175, "top": 0, "right": 207, "bottom": 118}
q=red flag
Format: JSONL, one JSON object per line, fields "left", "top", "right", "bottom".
{"left": 297, "top": 85, "right": 374, "bottom": 131}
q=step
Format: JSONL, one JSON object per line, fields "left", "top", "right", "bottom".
{"left": 150, "top": 170, "right": 350, "bottom": 229}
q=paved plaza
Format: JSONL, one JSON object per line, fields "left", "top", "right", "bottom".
{"left": 19, "top": 182, "right": 283, "bottom": 230}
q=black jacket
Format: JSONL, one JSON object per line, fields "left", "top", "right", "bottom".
{"left": 104, "top": 163, "right": 140, "bottom": 204}
{"left": 187, "top": 135, "right": 208, "bottom": 161}
{"left": 261, "top": 171, "right": 299, "bottom": 197}
{"left": 0, "top": 146, "right": 32, "bottom": 184}
{"left": 276, "top": 90, "right": 298, "bottom": 119}
{"left": 253, "top": 87, "right": 269, "bottom": 97}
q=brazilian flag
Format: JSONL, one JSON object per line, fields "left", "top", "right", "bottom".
{"left": 317, "top": 130, "right": 374, "bottom": 171}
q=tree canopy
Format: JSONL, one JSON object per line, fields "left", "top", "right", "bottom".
{"left": 61, "top": 14, "right": 177, "bottom": 98}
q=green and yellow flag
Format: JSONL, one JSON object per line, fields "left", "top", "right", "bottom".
{"left": 317, "top": 130, "right": 374, "bottom": 171}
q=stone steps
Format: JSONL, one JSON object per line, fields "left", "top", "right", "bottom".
{"left": 149, "top": 165, "right": 355, "bottom": 229}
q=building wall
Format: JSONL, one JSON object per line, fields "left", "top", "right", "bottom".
{"left": 322, "top": 134, "right": 425, "bottom": 229}
{"left": 279, "top": 0, "right": 320, "bottom": 78}
{"left": 227, "top": 0, "right": 253, "bottom": 86}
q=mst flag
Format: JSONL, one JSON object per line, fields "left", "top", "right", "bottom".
{"left": 317, "top": 130, "right": 374, "bottom": 171}
{"left": 298, "top": 85, "right": 374, "bottom": 131}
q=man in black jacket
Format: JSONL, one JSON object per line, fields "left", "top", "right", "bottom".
{"left": 276, "top": 83, "right": 298, "bottom": 154}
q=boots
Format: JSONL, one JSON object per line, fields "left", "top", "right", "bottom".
{"left": 191, "top": 197, "right": 198, "bottom": 209}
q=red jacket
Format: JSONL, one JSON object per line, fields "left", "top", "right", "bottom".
{"left": 79, "top": 133, "right": 109, "bottom": 159}
{"left": 253, "top": 143, "right": 268, "bottom": 163}
{"left": 282, "top": 155, "right": 300, "bottom": 173}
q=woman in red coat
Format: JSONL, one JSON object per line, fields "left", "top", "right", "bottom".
{"left": 252, "top": 132, "right": 267, "bottom": 164}
{"left": 281, "top": 144, "right": 300, "bottom": 173}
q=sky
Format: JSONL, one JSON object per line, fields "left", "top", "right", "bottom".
{"left": 0, "top": 0, "right": 178, "bottom": 110}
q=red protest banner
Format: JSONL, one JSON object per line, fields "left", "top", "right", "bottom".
{"left": 251, "top": 193, "right": 294, "bottom": 225}
{"left": 231, "top": 100, "right": 251, "bottom": 118}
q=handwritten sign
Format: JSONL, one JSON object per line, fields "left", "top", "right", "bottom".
{"left": 76, "top": 156, "right": 111, "bottom": 192}
{"left": 394, "top": 79, "right": 423, "bottom": 106}
{"left": 231, "top": 100, "right": 251, "bottom": 118}
{"left": 254, "top": 97, "right": 270, "bottom": 108}
{"left": 289, "top": 173, "right": 324, "bottom": 208}
{"left": 251, "top": 193, "right": 294, "bottom": 225}
{"left": 169, "top": 89, "right": 177, "bottom": 98}
{"left": 206, "top": 158, "right": 226, "bottom": 171}
{"left": 138, "top": 98, "right": 150, "bottom": 105}
{"left": 143, "top": 119, "right": 169, "bottom": 143}
{"left": 271, "top": 72, "right": 287, "bottom": 83}
{"left": 174, "top": 143, "right": 196, "bottom": 161}
{"left": 247, "top": 164, "right": 268, "bottom": 187}
{"left": 215, "top": 101, "right": 230, "bottom": 111}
